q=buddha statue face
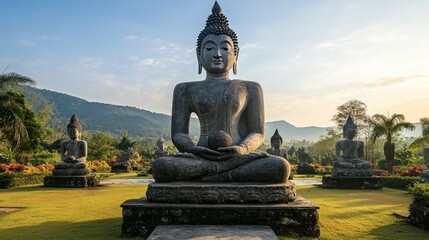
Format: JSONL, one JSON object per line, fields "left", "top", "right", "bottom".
{"left": 344, "top": 128, "right": 356, "bottom": 140}
{"left": 68, "top": 127, "right": 80, "bottom": 140}
{"left": 199, "top": 34, "right": 237, "bottom": 75}
{"left": 272, "top": 139, "right": 282, "bottom": 149}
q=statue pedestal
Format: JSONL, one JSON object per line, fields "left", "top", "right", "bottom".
{"left": 121, "top": 196, "right": 320, "bottom": 238}
{"left": 44, "top": 175, "right": 99, "bottom": 188}
{"left": 146, "top": 182, "right": 296, "bottom": 204}
{"left": 322, "top": 176, "right": 382, "bottom": 189}
{"left": 121, "top": 182, "right": 320, "bottom": 238}
{"left": 111, "top": 165, "right": 132, "bottom": 173}
{"left": 296, "top": 165, "right": 316, "bottom": 175}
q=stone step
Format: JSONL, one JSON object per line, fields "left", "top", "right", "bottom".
{"left": 147, "top": 225, "right": 279, "bottom": 240}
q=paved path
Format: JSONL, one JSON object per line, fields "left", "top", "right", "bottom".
{"left": 101, "top": 178, "right": 321, "bottom": 186}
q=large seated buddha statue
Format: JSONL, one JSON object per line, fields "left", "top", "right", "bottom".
{"left": 332, "top": 116, "right": 373, "bottom": 177}
{"left": 152, "top": 2, "right": 290, "bottom": 183}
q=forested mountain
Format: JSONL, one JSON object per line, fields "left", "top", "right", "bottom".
{"left": 21, "top": 87, "right": 420, "bottom": 142}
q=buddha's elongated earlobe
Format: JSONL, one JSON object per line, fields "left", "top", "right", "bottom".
{"left": 196, "top": 48, "right": 202, "bottom": 74}
{"left": 233, "top": 48, "right": 239, "bottom": 75}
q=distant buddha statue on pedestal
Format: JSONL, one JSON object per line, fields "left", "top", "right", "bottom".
{"left": 332, "top": 116, "right": 373, "bottom": 177}
{"left": 53, "top": 114, "right": 90, "bottom": 176}
{"left": 155, "top": 136, "right": 168, "bottom": 159}
{"left": 45, "top": 114, "right": 98, "bottom": 187}
{"left": 152, "top": 2, "right": 290, "bottom": 183}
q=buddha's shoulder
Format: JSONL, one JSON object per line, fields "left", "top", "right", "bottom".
{"left": 231, "top": 79, "right": 262, "bottom": 91}
{"left": 173, "top": 81, "right": 205, "bottom": 92}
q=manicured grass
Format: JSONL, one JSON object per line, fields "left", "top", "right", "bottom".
{"left": 0, "top": 181, "right": 428, "bottom": 239}
{"left": 293, "top": 174, "right": 323, "bottom": 180}
{"left": 95, "top": 172, "right": 153, "bottom": 179}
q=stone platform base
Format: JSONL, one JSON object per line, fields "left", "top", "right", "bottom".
{"left": 146, "top": 182, "right": 296, "bottom": 204}
{"left": 44, "top": 175, "right": 99, "bottom": 188}
{"left": 111, "top": 166, "right": 132, "bottom": 173}
{"left": 147, "top": 225, "right": 278, "bottom": 240}
{"left": 322, "top": 176, "right": 382, "bottom": 189}
{"left": 121, "top": 196, "right": 320, "bottom": 238}
{"left": 296, "top": 166, "right": 316, "bottom": 175}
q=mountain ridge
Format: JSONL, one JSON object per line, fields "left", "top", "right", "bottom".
{"left": 22, "top": 87, "right": 420, "bottom": 142}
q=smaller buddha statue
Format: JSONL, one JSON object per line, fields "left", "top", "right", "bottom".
{"left": 296, "top": 146, "right": 316, "bottom": 174}
{"left": 111, "top": 147, "right": 133, "bottom": 173}
{"left": 421, "top": 147, "right": 429, "bottom": 183}
{"left": 332, "top": 116, "right": 372, "bottom": 177}
{"left": 266, "top": 129, "right": 288, "bottom": 159}
{"left": 53, "top": 114, "right": 90, "bottom": 176}
{"left": 155, "top": 136, "right": 168, "bottom": 159}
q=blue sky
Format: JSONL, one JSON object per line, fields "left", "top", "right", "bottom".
{"left": 1, "top": 0, "right": 429, "bottom": 127}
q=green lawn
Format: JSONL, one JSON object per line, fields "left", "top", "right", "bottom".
{"left": 0, "top": 178, "right": 427, "bottom": 240}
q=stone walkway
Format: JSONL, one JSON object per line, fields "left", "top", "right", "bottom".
{"left": 101, "top": 178, "right": 321, "bottom": 186}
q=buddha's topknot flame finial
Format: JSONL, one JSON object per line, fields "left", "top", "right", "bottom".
{"left": 212, "top": 1, "right": 222, "bottom": 15}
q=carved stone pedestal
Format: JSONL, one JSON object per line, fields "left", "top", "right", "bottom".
{"left": 44, "top": 175, "right": 99, "bottom": 188}
{"left": 296, "top": 165, "right": 316, "bottom": 175}
{"left": 111, "top": 165, "right": 132, "bottom": 173}
{"left": 121, "top": 196, "right": 320, "bottom": 238}
{"left": 322, "top": 176, "right": 382, "bottom": 189}
{"left": 146, "top": 182, "right": 296, "bottom": 204}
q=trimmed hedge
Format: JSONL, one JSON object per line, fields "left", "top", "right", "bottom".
{"left": 408, "top": 183, "right": 429, "bottom": 231}
{"left": 380, "top": 176, "right": 421, "bottom": 190}
{"left": 0, "top": 173, "right": 49, "bottom": 189}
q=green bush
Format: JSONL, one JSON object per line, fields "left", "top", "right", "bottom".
{"left": 381, "top": 175, "right": 421, "bottom": 190}
{"left": 408, "top": 183, "right": 429, "bottom": 201}
{"left": 0, "top": 173, "right": 49, "bottom": 189}
{"left": 376, "top": 158, "right": 403, "bottom": 170}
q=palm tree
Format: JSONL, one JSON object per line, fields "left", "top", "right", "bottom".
{"left": 371, "top": 113, "right": 415, "bottom": 174}
{"left": 410, "top": 117, "right": 429, "bottom": 150}
{"left": 0, "top": 72, "right": 35, "bottom": 151}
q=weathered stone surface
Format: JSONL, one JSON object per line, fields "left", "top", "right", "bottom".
{"left": 44, "top": 175, "right": 99, "bottom": 188}
{"left": 111, "top": 165, "right": 132, "bottom": 173}
{"left": 147, "top": 225, "right": 279, "bottom": 240}
{"left": 332, "top": 116, "right": 373, "bottom": 178}
{"left": 322, "top": 176, "right": 382, "bottom": 189}
{"left": 52, "top": 168, "right": 90, "bottom": 176}
{"left": 146, "top": 182, "right": 296, "bottom": 204}
{"left": 296, "top": 165, "right": 316, "bottom": 175}
{"left": 151, "top": 2, "right": 291, "bottom": 184}
{"left": 121, "top": 196, "right": 320, "bottom": 238}
{"left": 409, "top": 198, "right": 429, "bottom": 231}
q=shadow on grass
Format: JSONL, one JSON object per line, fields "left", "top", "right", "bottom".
{"left": 0, "top": 217, "right": 124, "bottom": 240}
{"left": 368, "top": 220, "right": 429, "bottom": 240}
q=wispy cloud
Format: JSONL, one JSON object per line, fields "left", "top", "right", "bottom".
{"left": 123, "top": 35, "right": 145, "bottom": 41}
{"left": 364, "top": 75, "right": 424, "bottom": 88}
{"left": 78, "top": 57, "right": 104, "bottom": 69}
{"left": 18, "top": 40, "right": 36, "bottom": 47}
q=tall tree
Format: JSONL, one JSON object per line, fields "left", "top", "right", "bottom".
{"left": 332, "top": 99, "right": 369, "bottom": 132}
{"left": 371, "top": 113, "right": 415, "bottom": 174}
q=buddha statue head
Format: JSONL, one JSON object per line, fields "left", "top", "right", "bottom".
{"left": 343, "top": 116, "right": 357, "bottom": 140}
{"left": 67, "top": 114, "right": 82, "bottom": 140}
{"left": 270, "top": 129, "right": 283, "bottom": 149}
{"left": 196, "top": 1, "right": 239, "bottom": 75}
